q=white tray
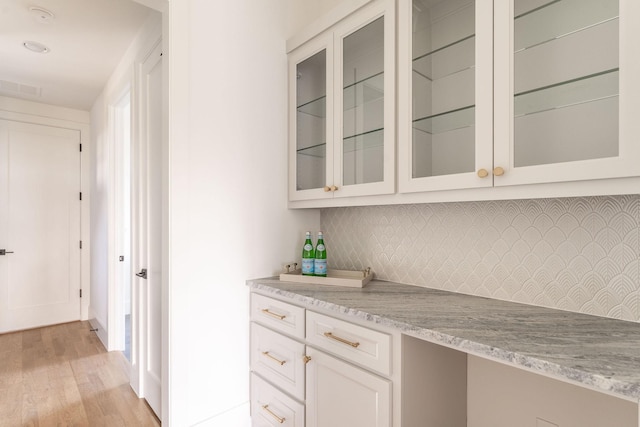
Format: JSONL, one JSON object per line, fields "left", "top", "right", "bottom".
{"left": 279, "top": 268, "right": 373, "bottom": 288}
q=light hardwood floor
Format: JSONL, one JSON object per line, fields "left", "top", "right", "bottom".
{"left": 0, "top": 321, "right": 160, "bottom": 426}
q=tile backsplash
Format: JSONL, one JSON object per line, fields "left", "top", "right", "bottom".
{"left": 321, "top": 195, "right": 640, "bottom": 322}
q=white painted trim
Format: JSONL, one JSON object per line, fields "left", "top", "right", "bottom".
{"left": 286, "top": 0, "right": 374, "bottom": 53}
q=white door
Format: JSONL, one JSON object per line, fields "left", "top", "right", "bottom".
{"left": 134, "top": 41, "right": 163, "bottom": 418}
{"left": 0, "top": 119, "right": 81, "bottom": 333}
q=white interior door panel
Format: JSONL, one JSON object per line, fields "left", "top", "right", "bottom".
{"left": 0, "top": 119, "right": 81, "bottom": 333}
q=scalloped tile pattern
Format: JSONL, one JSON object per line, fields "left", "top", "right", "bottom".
{"left": 320, "top": 196, "right": 640, "bottom": 322}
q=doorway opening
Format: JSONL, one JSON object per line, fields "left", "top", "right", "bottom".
{"left": 114, "top": 90, "right": 132, "bottom": 361}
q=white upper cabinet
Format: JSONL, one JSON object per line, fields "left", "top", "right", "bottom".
{"left": 398, "top": 0, "right": 494, "bottom": 193}
{"left": 400, "top": 0, "right": 640, "bottom": 194}
{"left": 493, "top": 0, "right": 640, "bottom": 186}
{"left": 289, "top": 0, "right": 395, "bottom": 201}
{"left": 291, "top": 0, "right": 640, "bottom": 206}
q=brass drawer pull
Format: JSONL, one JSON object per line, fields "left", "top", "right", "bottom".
{"left": 324, "top": 332, "right": 360, "bottom": 348}
{"left": 262, "top": 404, "right": 285, "bottom": 424}
{"left": 262, "top": 351, "right": 286, "bottom": 366}
{"left": 261, "top": 308, "right": 286, "bottom": 320}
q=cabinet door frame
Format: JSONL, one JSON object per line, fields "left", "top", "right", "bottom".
{"left": 493, "top": 0, "right": 640, "bottom": 187}
{"left": 333, "top": 0, "right": 396, "bottom": 198}
{"left": 305, "top": 346, "right": 391, "bottom": 427}
{"left": 288, "top": 34, "right": 335, "bottom": 202}
{"left": 398, "top": 0, "right": 494, "bottom": 194}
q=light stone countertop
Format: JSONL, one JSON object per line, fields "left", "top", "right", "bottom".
{"left": 247, "top": 277, "right": 640, "bottom": 402}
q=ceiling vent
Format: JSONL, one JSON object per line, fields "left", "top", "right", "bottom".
{"left": 0, "top": 80, "right": 42, "bottom": 98}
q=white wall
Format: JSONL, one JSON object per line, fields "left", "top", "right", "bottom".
{"left": 89, "top": 11, "right": 162, "bottom": 349}
{"left": 165, "top": 0, "right": 321, "bottom": 425}
{"left": 287, "top": 0, "right": 345, "bottom": 37}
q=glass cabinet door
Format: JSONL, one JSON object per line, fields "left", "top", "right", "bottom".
{"left": 342, "top": 17, "right": 385, "bottom": 187}
{"left": 288, "top": 38, "right": 334, "bottom": 201}
{"left": 514, "top": 0, "right": 619, "bottom": 167}
{"left": 334, "top": 0, "right": 395, "bottom": 197}
{"left": 398, "top": 0, "right": 493, "bottom": 193}
{"left": 297, "top": 50, "right": 328, "bottom": 191}
{"left": 412, "top": 0, "right": 475, "bottom": 178}
{"left": 494, "top": 0, "right": 640, "bottom": 185}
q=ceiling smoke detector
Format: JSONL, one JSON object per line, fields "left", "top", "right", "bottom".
{"left": 23, "top": 40, "right": 50, "bottom": 54}
{"left": 29, "top": 6, "right": 55, "bottom": 24}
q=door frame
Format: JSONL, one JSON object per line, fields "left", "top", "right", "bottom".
{"left": 107, "top": 85, "right": 133, "bottom": 354}
{"left": 131, "top": 38, "right": 163, "bottom": 416}
{"left": 102, "top": 2, "right": 166, "bottom": 415}
{"left": 104, "top": 32, "right": 164, "bottom": 398}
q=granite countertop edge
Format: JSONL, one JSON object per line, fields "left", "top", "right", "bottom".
{"left": 247, "top": 277, "right": 640, "bottom": 402}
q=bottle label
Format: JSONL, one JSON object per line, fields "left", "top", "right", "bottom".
{"left": 314, "top": 259, "right": 327, "bottom": 275}
{"left": 304, "top": 243, "right": 313, "bottom": 251}
{"left": 301, "top": 258, "right": 314, "bottom": 275}
{"left": 316, "top": 244, "right": 325, "bottom": 251}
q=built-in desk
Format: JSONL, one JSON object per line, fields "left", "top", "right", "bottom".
{"left": 248, "top": 278, "right": 640, "bottom": 426}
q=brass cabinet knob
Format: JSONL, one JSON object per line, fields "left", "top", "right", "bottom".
{"left": 330, "top": 185, "right": 338, "bottom": 192}
{"left": 493, "top": 166, "right": 505, "bottom": 176}
{"left": 477, "top": 169, "right": 489, "bottom": 178}
{"left": 323, "top": 186, "right": 331, "bottom": 192}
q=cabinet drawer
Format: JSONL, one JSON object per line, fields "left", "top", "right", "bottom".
{"left": 251, "top": 322, "right": 305, "bottom": 400}
{"left": 251, "top": 373, "right": 304, "bottom": 427}
{"left": 306, "top": 311, "right": 391, "bottom": 376}
{"left": 251, "top": 293, "right": 305, "bottom": 339}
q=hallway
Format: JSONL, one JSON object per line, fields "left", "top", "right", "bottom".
{"left": 0, "top": 321, "right": 159, "bottom": 426}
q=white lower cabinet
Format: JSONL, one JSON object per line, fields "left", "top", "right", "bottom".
{"left": 251, "top": 294, "right": 394, "bottom": 427}
{"left": 305, "top": 346, "right": 391, "bottom": 427}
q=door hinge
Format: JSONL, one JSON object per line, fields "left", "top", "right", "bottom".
{"left": 79, "top": 240, "right": 83, "bottom": 249}
{"left": 79, "top": 192, "right": 82, "bottom": 201}
{"left": 79, "top": 143, "right": 82, "bottom": 152}
{"left": 79, "top": 289, "right": 82, "bottom": 298}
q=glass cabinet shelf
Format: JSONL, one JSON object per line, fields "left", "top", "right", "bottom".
{"left": 297, "top": 96, "right": 327, "bottom": 117}
{"left": 343, "top": 72, "right": 384, "bottom": 111}
{"left": 413, "top": 35, "right": 475, "bottom": 81}
{"left": 297, "top": 142, "right": 326, "bottom": 158}
{"left": 515, "top": 0, "right": 618, "bottom": 52}
{"left": 343, "top": 128, "right": 383, "bottom": 153}
{"left": 515, "top": 68, "right": 618, "bottom": 117}
{"left": 413, "top": 105, "right": 474, "bottom": 135}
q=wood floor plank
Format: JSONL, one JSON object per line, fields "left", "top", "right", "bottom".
{"left": 0, "top": 321, "right": 160, "bottom": 426}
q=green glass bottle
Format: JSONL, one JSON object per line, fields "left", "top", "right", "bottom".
{"left": 301, "top": 231, "right": 315, "bottom": 276}
{"left": 314, "top": 231, "right": 327, "bottom": 277}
